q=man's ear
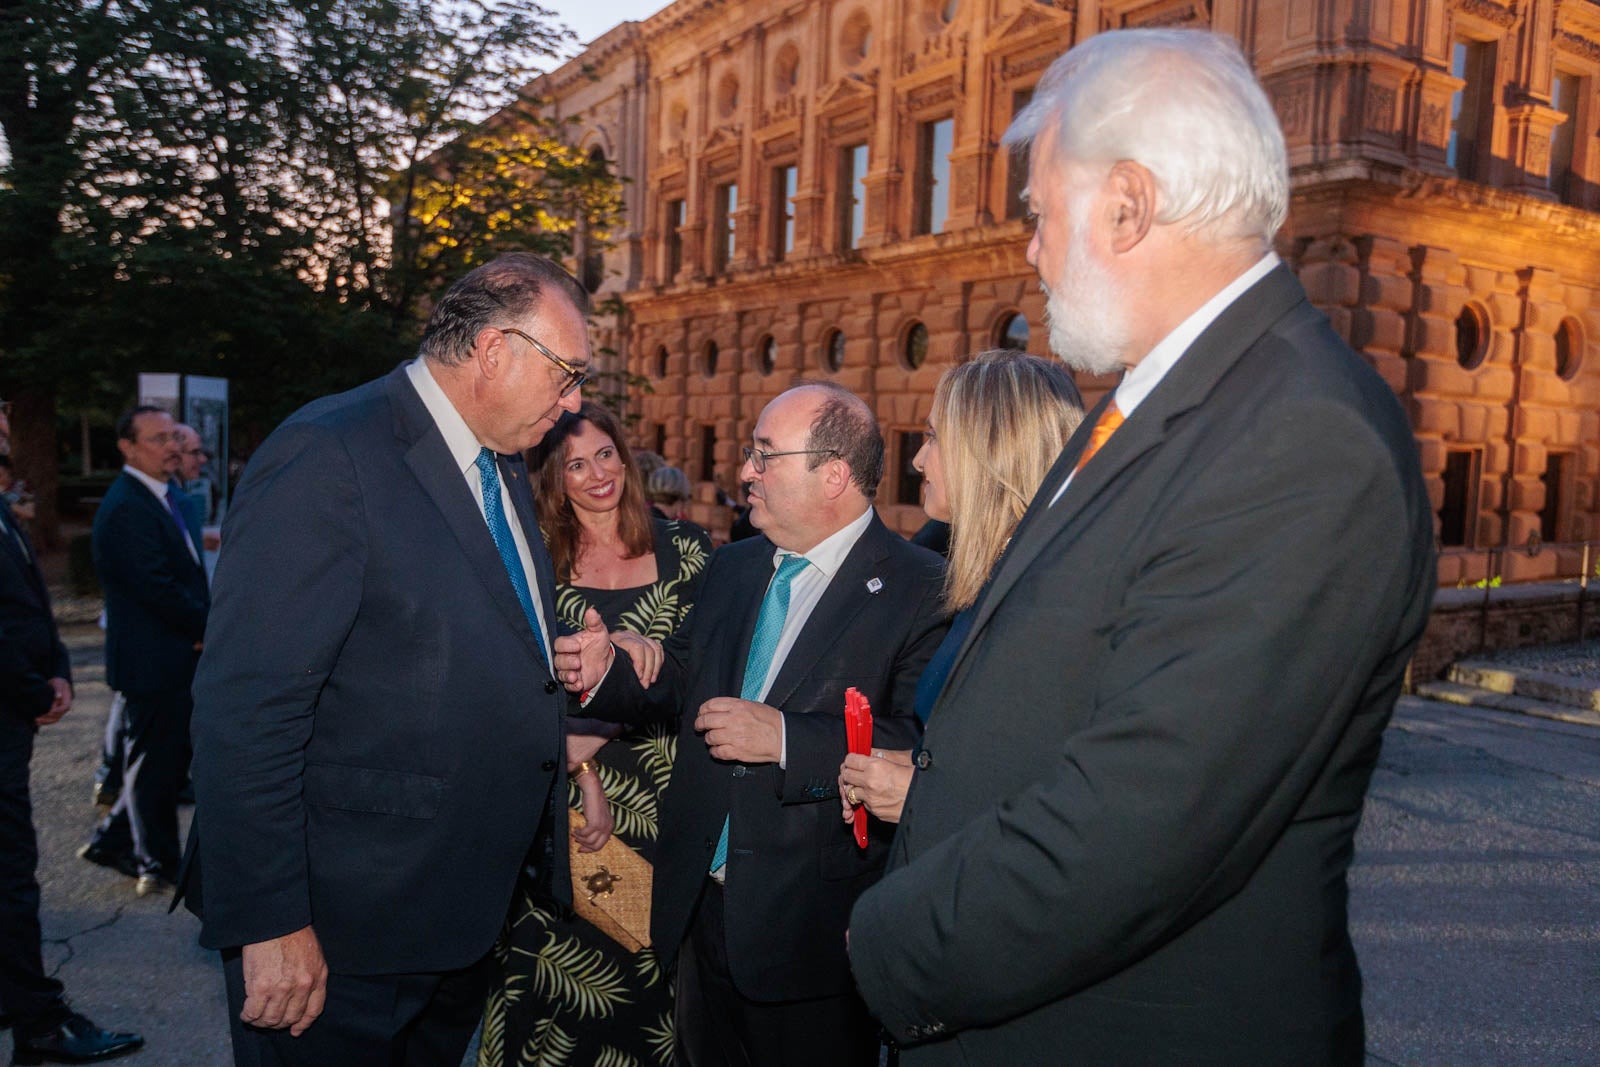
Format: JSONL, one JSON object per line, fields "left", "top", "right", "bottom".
{"left": 820, "top": 457, "right": 853, "bottom": 501}
{"left": 1106, "top": 160, "right": 1157, "bottom": 255}
{"left": 473, "top": 327, "right": 506, "bottom": 380}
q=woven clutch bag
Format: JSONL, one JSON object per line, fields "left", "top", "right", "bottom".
{"left": 567, "top": 807, "right": 653, "bottom": 953}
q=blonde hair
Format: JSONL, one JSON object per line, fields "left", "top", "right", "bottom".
{"left": 935, "top": 351, "right": 1084, "bottom": 611}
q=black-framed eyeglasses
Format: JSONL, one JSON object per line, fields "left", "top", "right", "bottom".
{"left": 501, "top": 327, "right": 589, "bottom": 397}
{"left": 742, "top": 446, "right": 838, "bottom": 473}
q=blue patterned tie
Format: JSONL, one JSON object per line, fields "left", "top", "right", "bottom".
{"left": 711, "top": 552, "right": 810, "bottom": 877}
{"left": 475, "top": 448, "right": 548, "bottom": 668}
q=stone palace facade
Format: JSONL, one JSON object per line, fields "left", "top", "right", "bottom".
{"left": 523, "top": 0, "right": 1600, "bottom": 579}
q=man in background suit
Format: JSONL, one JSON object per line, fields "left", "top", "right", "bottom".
{"left": 0, "top": 405, "right": 144, "bottom": 1063}
{"left": 80, "top": 405, "right": 210, "bottom": 897}
{"left": 560, "top": 382, "right": 948, "bottom": 1067}
{"left": 848, "top": 30, "right": 1436, "bottom": 1064}
{"left": 185, "top": 253, "right": 589, "bottom": 1066}
{"left": 92, "top": 420, "right": 210, "bottom": 812}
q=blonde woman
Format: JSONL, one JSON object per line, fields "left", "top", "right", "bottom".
{"left": 839, "top": 350, "right": 1083, "bottom": 822}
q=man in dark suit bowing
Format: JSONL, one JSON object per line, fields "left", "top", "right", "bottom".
{"left": 558, "top": 382, "right": 948, "bottom": 1067}
{"left": 848, "top": 30, "right": 1435, "bottom": 1065}
{"left": 184, "top": 253, "right": 590, "bottom": 1066}
{"left": 80, "top": 404, "right": 210, "bottom": 896}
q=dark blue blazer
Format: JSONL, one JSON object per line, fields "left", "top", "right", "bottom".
{"left": 92, "top": 471, "right": 210, "bottom": 696}
{"left": 184, "top": 364, "right": 570, "bottom": 976}
{"left": 0, "top": 502, "right": 69, "bottom": 721}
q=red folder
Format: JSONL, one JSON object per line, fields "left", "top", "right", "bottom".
{"left": 845, "top": 687, "right": 873, "bottom": 849}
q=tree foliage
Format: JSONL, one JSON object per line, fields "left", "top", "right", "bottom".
{"left": 0, "top": 0, "right": 623, "bottom": 544}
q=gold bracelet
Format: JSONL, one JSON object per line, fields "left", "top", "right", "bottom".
{"left": 575, "top": 760, "right": 600, "bottom": 780}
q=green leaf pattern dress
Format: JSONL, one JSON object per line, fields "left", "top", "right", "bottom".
{"left": 481, "top": 519, "right": 713, "bottom": 1067}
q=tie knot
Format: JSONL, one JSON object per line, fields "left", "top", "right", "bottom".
{"left": 773, "top": 553, "right": 809, "bottom": 586}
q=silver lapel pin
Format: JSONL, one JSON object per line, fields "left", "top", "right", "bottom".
{"left": 866, "top": 577, "right": 883, "bottom": 594}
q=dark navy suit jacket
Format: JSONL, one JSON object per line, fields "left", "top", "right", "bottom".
{"left": 0, "top": 502, "right": 69, "bottom": 721}
{"left": 92, "top": 472, "right": 209, "bottom": 696}
{"left": 184, "top": 364, "right": 570, "bottom": 976}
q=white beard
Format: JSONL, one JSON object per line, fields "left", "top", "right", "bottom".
{"left": 1043, "top": 218, "right": 1130, "bottom": 378}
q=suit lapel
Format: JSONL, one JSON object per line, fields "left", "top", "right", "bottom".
{"left": 722, "top": 542, "right": 774, "bottom": 698}
{"left": 389, "top": 369, "right": 549, "bottom": 665}
{"left": 0, "top": 501, "right": 43, "bottom": 600}
{"left": 762, "top": 515, "right": 890, "bottom": 710}
{"left": 940, "top": 265, "right": 1313, "bottom": 688}
{"left": 123, "top": 474, "right": 205, "bottom": 581}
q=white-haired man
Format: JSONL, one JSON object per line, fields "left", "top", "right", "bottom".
{"left": 848, "top": 29, "right": 1435, "bottom": 1064}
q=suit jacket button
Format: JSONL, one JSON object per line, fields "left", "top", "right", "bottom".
{"left": 915, "top": 749, "right": 933, "bottom": 770}
{"left": 544, "top": 680, "right": 558, "bottom": 694}
{"left": 541, "top": 759, "right": 556, "bottom": 772}
{"left": 732, "top": 765, "right": 747, "bottom": 778}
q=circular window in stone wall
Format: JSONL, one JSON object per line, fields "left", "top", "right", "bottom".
{"left": 1455, "top": 302, "right": 1490, "bottom": 370}
{"left": 996, "top": 311, "right": 1029, "bottom": 352}
{"left": 840, "top": 9, "right": 873, "bottom": 68}
{"left": 1555, "top": 317, "right": 1584, "bottom": 381}
{"left": 702, "top": 340, "right": 720, "bottom": 379}
{"left": 654, "top": 345, "right": 669, "bottom": 380}
{"left": 903, "top": 322, "right": 929, "bottom": 369}
{"left": 757, "top": 335, "right": 778, "bottom": 376}
{"left": 822, "top": 327, "right": 846, "bottom": 372}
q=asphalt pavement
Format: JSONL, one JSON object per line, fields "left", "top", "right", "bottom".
{"left": 17, "top": 629, "right": 1600, "bottom": 1066}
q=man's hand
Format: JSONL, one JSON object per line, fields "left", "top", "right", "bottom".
{"left": 610, "top": 629, "right": 664, "bottom": 688}
{"left": 35, "top": 678, "right": 72, "bottom": 726}
{"left": 838, "top": 749, "right": 915, "bottom": 824}
{"left": 695, "top": 698, "right": 783, "bottom": 764}
{"left": 240, "top": 925, "right": 328, "bottom": 1037}
{"left": 552, "top": 607, "right": 614, "bottom": 693}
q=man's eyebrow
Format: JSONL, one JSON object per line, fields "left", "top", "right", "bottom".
{"left": 754, "top": 435, "right": 776, "bottom": 449}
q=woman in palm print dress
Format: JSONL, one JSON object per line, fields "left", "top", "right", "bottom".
{"left": 481, "top": 402, "right": 711, "bottom": 1067}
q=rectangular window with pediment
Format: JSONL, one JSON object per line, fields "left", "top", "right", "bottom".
{"left": 1540, "top": 451, "right": 1573, "bottom": 543}
{"left": 916, "top": 117, "right": 954, "bottom": 235}
{"left": 713, "top": 183, "right": 737, "bottom": 273}
{"left": 1005, "top": 89, "right": 1035, "bottom": 221}
{"left": 1448, "top": 38, "right": 1496, "bottom": 182}
{"left": 699, "top": 424, "right": 718, "bottom": 483}
{"left": 839, "top": 143, "right": 868, "bottom": 249}
{"left": 897, "top": 430, "right": 926, "bottom": 507}
{"left": 665, "top": 198, "right": 685, "bottom": 280}
{"left": 1550, "top": 70, "right": 1584, "bottom": 203}
{"left": 772, "top": 165, "right": 797, "bottom": 261}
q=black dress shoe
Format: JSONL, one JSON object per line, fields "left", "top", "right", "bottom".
{"left": 74, "top": 844, "right": 137, "bottom": 879}
{"left": 12, "top": 1013, "right": 143, "bottom": 1064}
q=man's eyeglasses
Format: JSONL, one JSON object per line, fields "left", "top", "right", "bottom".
{"left": 501, "top": 327, "right": 588, "bottom": 397}
{"left": 741, "top": 446, "right": 838, "bottom": 474}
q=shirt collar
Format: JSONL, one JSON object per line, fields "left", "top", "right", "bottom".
{"left": 775, "top": 504, "right": 875, "bottom": 580}
{"left": 1114, "top": 251, "right": 1280, "bottom": 417}
{"left": 123, "top": 464, "right": 171, "bottom": 501}
{"left": 406, "top": 357, "right": 488, "bottom": 473}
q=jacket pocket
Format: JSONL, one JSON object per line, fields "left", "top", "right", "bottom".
{"left": 303, "top": 763, "right": 444, "bottom": 820}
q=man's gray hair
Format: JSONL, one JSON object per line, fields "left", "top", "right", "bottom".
{"left": 794, "top": 380, "right": 884, "bottom": 499}
{"left": 1004, "top": 29, "right": 1288, "bottom": 245}
{"left": 418, "top": 253, "right": 591, "bottom": 366}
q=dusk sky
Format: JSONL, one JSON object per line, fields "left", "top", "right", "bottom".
{"left": 543, "top": 0, "right": 666, "bottom": 60}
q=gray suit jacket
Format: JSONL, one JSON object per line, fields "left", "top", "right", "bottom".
{"left": 849, "top": 267, "right": 1436, "bottom": 1064}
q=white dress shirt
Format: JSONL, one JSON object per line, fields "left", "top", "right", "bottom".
{"left": 759, "top": 504, "right": 876, "bottom": 766}
{"left": 406, "top": 358, "right": 553, "bottom": 663}
{"left": 1051, "top": 251, "right": 1281, "bottom": 507}
{"left": 124, "top": 463, "right": 199, "bottom": 564}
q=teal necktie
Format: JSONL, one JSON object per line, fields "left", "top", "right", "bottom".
{"left": 475, "top": 448, "right": 548, "bottom": 668}
{"left": 711, "top": 552, "right": 810, "bottom": 878}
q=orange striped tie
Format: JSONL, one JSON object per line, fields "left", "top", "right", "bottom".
{"left": 1073, "top": 400, "right": 1125, "bottom": 474}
